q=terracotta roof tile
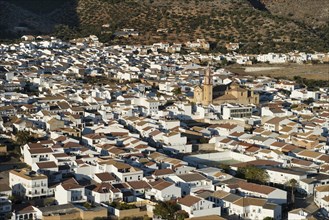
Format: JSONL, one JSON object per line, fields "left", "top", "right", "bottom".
{"left": 127, "top": 181, "right": 151, "bottom": 189}
{"left": 95, "top": 172, "right": 116, "bottom": 182}
{"left": 178, "top": 195, "right": 201, "bottom": 207}
{"left": 153, "top": 169, "right": 174, "bottom": 176}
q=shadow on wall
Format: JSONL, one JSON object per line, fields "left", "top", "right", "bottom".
{"left": 0, "top": 0, "right": 80, "bottom": 39}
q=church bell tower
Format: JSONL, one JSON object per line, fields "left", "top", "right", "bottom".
{"left": 202, "top": 66, "right": 213, "bottom": 105}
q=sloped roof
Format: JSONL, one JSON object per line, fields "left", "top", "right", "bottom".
{"left": 178, "top": 173, "right": 207, "bottom": 182}
{"left": 178, "top": 195, "right": 201, "bottom": 207}
{"left": 94, "top": 172, "right": 116, "bottom": 182}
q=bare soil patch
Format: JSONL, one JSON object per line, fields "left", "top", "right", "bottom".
{"left": 227, "top": 63, "right": 329, "bottom": 80}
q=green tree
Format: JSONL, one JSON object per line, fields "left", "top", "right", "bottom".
{"left": 199, "top": 138, "right": 209, "bottom": 144}
{"left": 110, "top": 201, "right": 137, "bottom": 210}
{"left": 172, "top": 87, "right": 182, "bottom": 95}
{"left": 303, "top": 98, "right": 314, "bottom": 105}
{"left": 153, "top": 201, "right": 181, "bottom": 220}
{"left": 83, "top": 202, "right": 92, "bottom": 209}
{"left": 237, "top": 165, "right": 269, "bottom": 184}
{"left": 8, "top": 195, "right": 18, "bottom": 203}
{"left": 44, "top": 198, "right": 56, "bottom": 206}
{"left": 15, "top": 131, "right": 34, "bottom": 146}
{"left": 175, "top": 210, "right": 189, "bottom": 220}
{"left": 221, "top": 58, "right": 228, "bottom": 66}
{"left": 293, "top": 76, "right": 304, "bottom": 85}
{"left": 290, "top": 104, "right": 298, "bottom": 109}
{"left": 219, "top": 164, "right": 230, "bottom": 173}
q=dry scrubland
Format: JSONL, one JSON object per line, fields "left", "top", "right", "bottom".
{"left": 228, "top": 64, "right": 329, "bottom": 80}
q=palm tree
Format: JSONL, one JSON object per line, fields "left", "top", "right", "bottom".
{"left": 287, "top": 178, "right": 298, "bottom": 207}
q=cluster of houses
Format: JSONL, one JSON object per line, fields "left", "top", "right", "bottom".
{"left": 12, "top": 35, "right": 329, "bottom": 64}
{"left": 0, "top": 35, "right": 328, "bottom": 220}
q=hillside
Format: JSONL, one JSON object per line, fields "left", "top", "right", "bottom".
{"left": 260, "top": 0, "right": 329, "bottom": 26}
{"left": 0, "top": 0, "right": 329, "bottom": 53}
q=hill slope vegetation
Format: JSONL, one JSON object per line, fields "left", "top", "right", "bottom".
{"left": 0, "top": 0, "right": 328, "bottom": 53}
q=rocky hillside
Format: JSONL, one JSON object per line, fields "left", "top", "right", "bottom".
{"left": 0, "top": 0, "right": 328, "bottom": 53}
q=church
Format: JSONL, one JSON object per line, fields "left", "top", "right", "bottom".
{"left": 193, "top": 67, "right": 259, "bottom": 106}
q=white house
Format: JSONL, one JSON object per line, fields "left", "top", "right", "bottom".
{"left": 221, "top": 104, "right": 252, "bottom": 120}
{"left": 291, "top": 89, "right": 321, "bottom": 101}
{"left": 222, "top": 180, "right": 287, "bottom": 204}
{"left": 230, "top": 197, "right": 282, "bottom": 220}
{"left": 162, "top": 132, "right": 192, "bottom": 153}
{"left": 314, "top": 185, "right": 329, "bottom": 216}
{"left": 178, "top": 195, "right": 221, "bottom": 218}
{"left": 93, "top": 172, "right": 118, "bottom": 184}
{"left": 9, "top": 169, "right": 52, "bottom": 199}
{"left": 11, "top": 204, "right": 38, "bottom": 220}
{"left": 208, "top": 123, "right": 244, "bottom": 137}
{"left": 274, "top": 81, "right": 296, "bottom": 91}
{"left": 55, "top": 178, "right": 86, "bottom": 205}
{"left": 257, "top": 53, "right": 288, "bottom": 64}
{"left": 263, "top": 117, "right": 291, "bottom": 132}
{"left": 159, "top": 119, "right": 180, "bottom": 130}
{"left": 145, "top": 179, "right": 181, "bottom": 201}
{"left": 22, "top": 143, "right": 54, "bottom": 167}
{"left": 166, "top": 173, "right": 213, "bottom": 195}
{"left": 266, "top": 167, "right": 308, "bottom": 186}
{"left": 85, "top": 183, "right": 122, "bottom": 204}
{"left": 97, "top": 159, "right": 144, "bottom": 182}
{"left": 261, "top": 106, "right": 293, "bottom": 117}
{"left": 133, "top": 97, "right": 159, "bottom": 116}
{"left": 288, "top": 208, "right": 312, "bottom": 220}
